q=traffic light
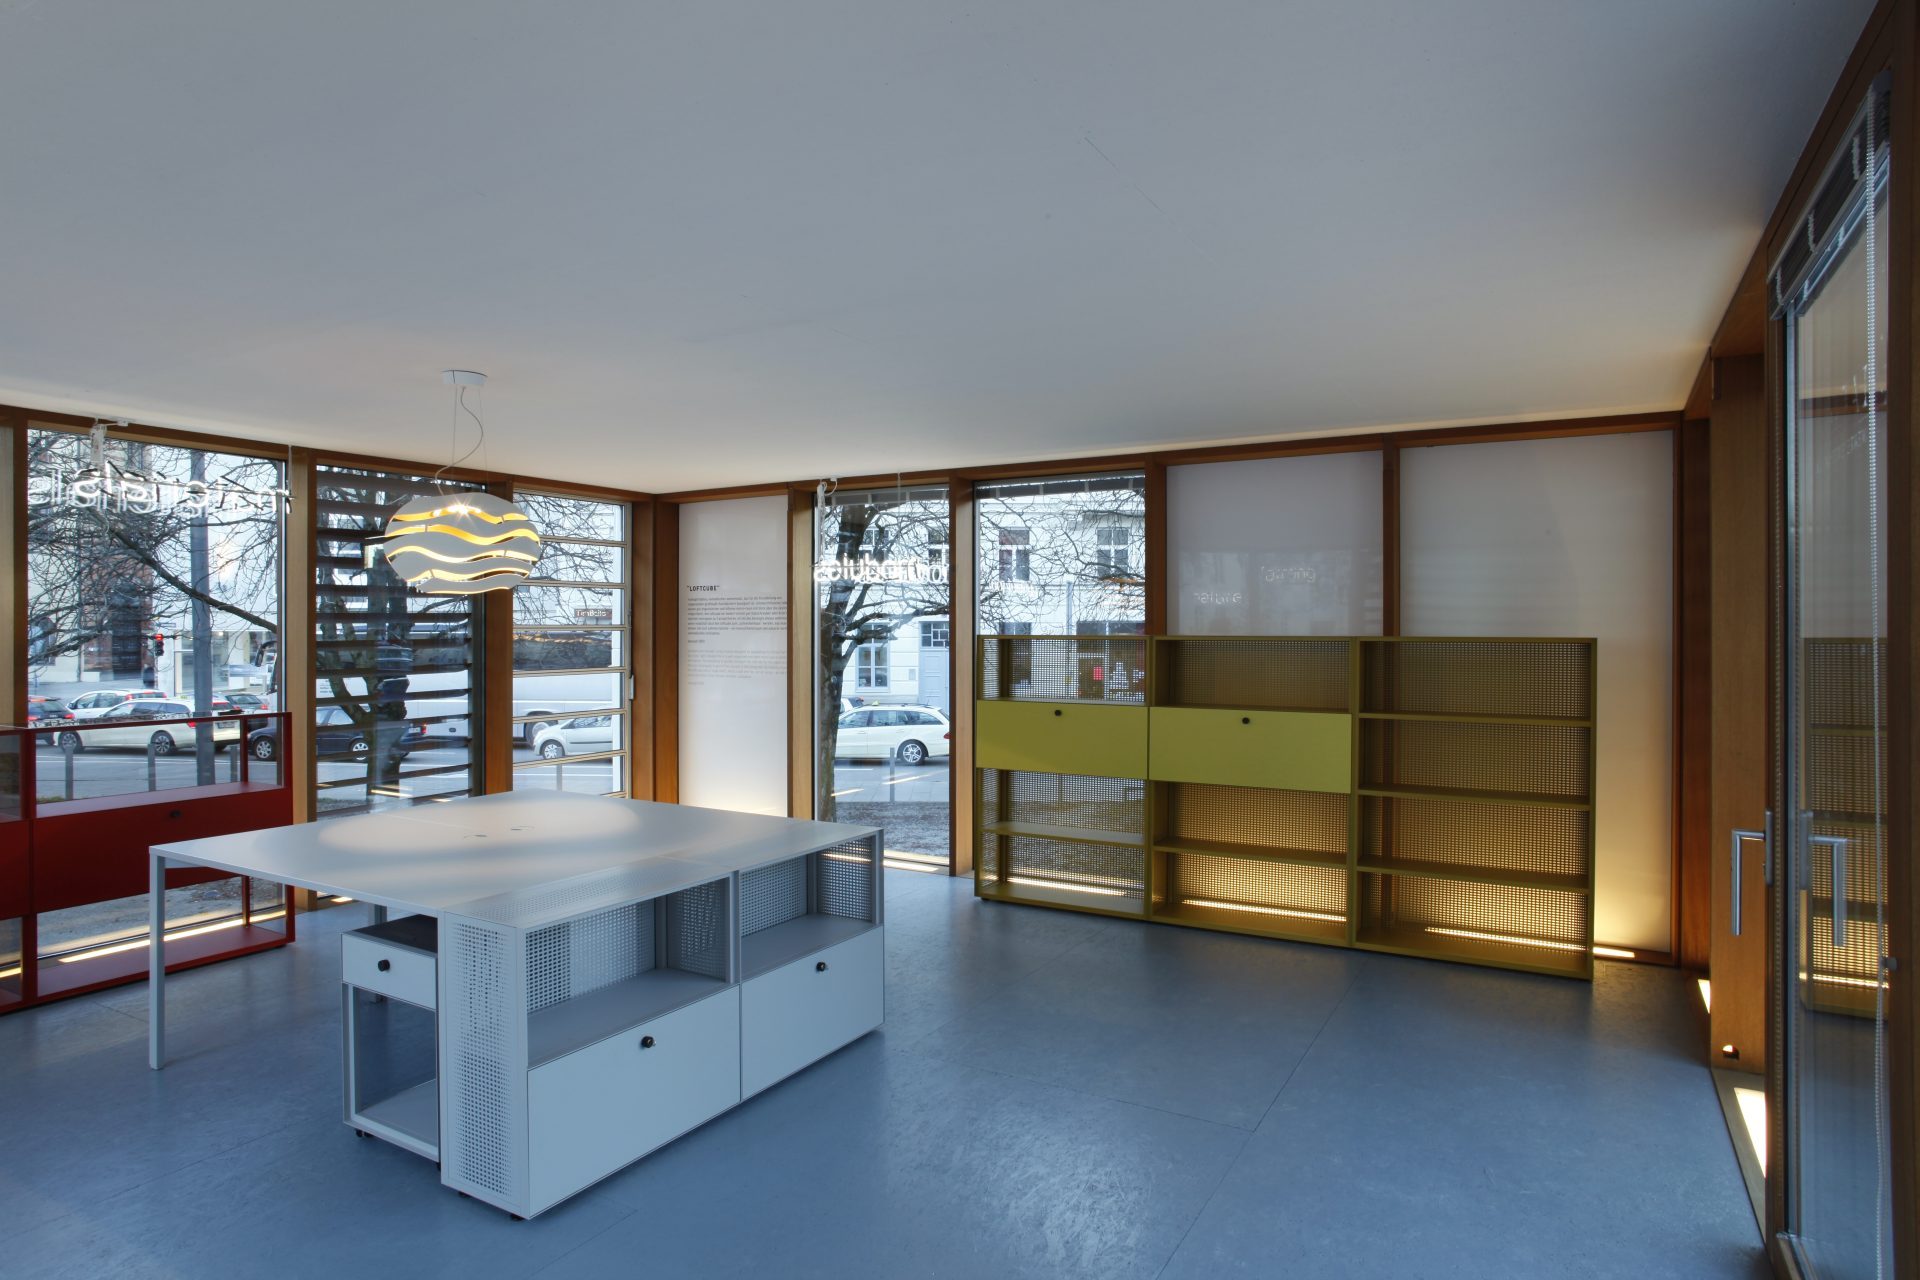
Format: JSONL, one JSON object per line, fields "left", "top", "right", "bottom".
{"left": 152, "top": 633, "right": 165, "bottom": 658}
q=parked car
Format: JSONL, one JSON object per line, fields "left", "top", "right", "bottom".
{"left": 246, "top": 707, "right": 426, "bottom": 762}
{"left": 67, "top": 688, "right": 167, "bottom": 721}
{"left": 531, "top": 715, "right": 617, "bottom": 760}
{"left": 26, "top": 694, "right": 72, "bottom": 726}
{"left": 61, "top": 699, "right": 238, "bottom": 754}
{"left": 834, "top": 705, "right": 950, "bottom": 765}
{"left": 222, "top": 692, "right": 272, "bottom": 714}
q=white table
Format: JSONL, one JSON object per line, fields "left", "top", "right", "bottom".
{"left": 147, "top": 790, "right": 881, "bottom": 1070}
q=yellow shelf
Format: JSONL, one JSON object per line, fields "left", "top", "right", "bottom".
{"left": 1151, "top": 900, "right": 1347, "bottom": 945}
{"left": 982, "top": 820, "right": 1146, "bottom": 849}
{"left": 1155, "top": 838, "right": 1346, "bottom": 870}
{"left": 1358, "top": 711, "right": 1590, "bottom": 728}
{"left": 1359, "top": 784, "right": 1591, "bottom": 811}
{"left": 1357, "top": 857, "right": 1587, "bottom": 894}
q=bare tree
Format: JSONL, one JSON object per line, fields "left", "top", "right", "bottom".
{"left": 26, "top": 431, "right": 283, "bottom": 681}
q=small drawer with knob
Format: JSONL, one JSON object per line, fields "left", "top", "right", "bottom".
{"left": 740, "top": 927, "right": 884, "bottom": 1098}
{"left": 342, "top": 916, "right": 438, "bottom": 1009}
{"left": 527, "top": 986, "right": 741, "bottom": 1213}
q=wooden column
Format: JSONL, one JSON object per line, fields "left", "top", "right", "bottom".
{"left": 285, "top": 449, "right": 317, "bottom": 825}
{"left": 649, "top": 501, "right": 680, "bottom": 803}
{"left": 1675, "top": 420, "right": 1713, "bottom": 970}
{"left": 480, "top": 481, "right": 516, "bottom": 795}
{"left": 787, "top": 488, "right": 814, "bottom": 821}
{"left": 1709, "top": 354, "right": 1768, "bottom": 1071}
{"left": 950, "top": 478, "right": 977, "bottom": 877}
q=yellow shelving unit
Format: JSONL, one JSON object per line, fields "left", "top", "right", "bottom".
{"left": 974, "top": 633, "right": 1599, "bottom": 979}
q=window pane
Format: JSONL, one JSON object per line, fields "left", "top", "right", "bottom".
{"left": 513, "top": 628, "right": 626, "bottom": 671}
{"left": 512, "top": 492, "right": 629, "bottom": 794}
{"left": 517, "top": 492, "right": 626, "bottom": 545}
{"left": 976, "top": 473, "right": 1147, "bottom": 636}
{"left": 815, "top": 485, "right": 951, "bottom": 864}
{"left": 314, "top": 466, "right": 481, "bottom": 818}
{"left": 513, "top": 585, "right": 626, "bottom": 627}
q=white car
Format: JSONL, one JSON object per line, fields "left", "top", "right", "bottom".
{"left": 835, "top": 706, "right": 950, "bottom": 765}
{"left": 531, "top": 715, "right": 617, "bottom": 760}
{"left": 66, "top": 688, "right": 168, "bottom": 721}
{"left": 63, "top": 698, "right": 238, "bottom": 754}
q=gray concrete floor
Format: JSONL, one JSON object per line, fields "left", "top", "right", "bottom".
{"left": 0, "top": 869, "right": 1763, "bottom": 1279}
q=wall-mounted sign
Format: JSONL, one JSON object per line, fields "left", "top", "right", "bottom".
{"left": 29, "top": 426, "right": 290, "bottom": 515}
{"left": 29, "top": 470, "right": 291, "bottom": 515}
{"left": 812, "top": 555, "right": 949, "bottom": 586}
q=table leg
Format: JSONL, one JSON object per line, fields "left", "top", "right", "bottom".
{"left": 148, "top": 852, "right": 166, "bottom": 1070}
{"left": 372, "top": 905, "right": 388, "bottom": 927}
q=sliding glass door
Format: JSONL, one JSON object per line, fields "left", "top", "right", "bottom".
{"left": 1776, "top": 88, "right": 1893, "bottom": 1279}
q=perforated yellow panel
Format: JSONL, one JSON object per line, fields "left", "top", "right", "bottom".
{"left": 1163, "top": 782, "right": 1347, "bottom": 858}
{"left": 1361, "top": 639, "right": 1592, "bottom": 720}
{"left": 1164, "top": 852, "right": 1347, "bottom": 918}
{"left": 1359, "top": 795, "right": 1588, "bottom": 883}
{"left": 980, "top": 635, "right": 1148, "bottom": 703}
{"left": 981, "top": 770, "right": 1146, "bottom": 840}
{"left": 1158, "top": 637, "right": 1349, "bottom": 711}
{"left": 1360, "top": 720, "right": 1591, "bottom": 802}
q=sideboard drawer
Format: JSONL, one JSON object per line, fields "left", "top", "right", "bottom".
{"left": 740, "top": 927, "right": 884, "bottom": 1098}
{"left": 527, "top": 986, "right": 742, "bottom": 1213}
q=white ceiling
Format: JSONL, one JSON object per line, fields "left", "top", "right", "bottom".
{"left": 0, "top": 1, "right": 1872, "bottom": 492}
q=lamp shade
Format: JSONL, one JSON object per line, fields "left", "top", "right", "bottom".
{"left": 382, "top": 491, "right": 541, "bottom": 594}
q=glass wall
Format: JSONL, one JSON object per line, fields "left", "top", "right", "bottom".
{"left": 975, "top": 471, "right": 1148, "bottom": 648}
{"left": 815, "top": 485, "right": 951, "bottom": 865}
{"left": 313, "top": 466, "right": 483, "bottom": 815}
{"left": 511, "top": 491, "right": 630, "bottom": 796}
{"left": 25, "top": 425, "right": 286, "bottom": 959}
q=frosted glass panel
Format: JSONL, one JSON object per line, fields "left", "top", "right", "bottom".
{"left": 679, "top": 496, "right": 787, "bottom": 815}
{"left": 1401, "top": 432, "right": 1673, "bottom": 952}
{"left": 1168, "top": 452, "right": 1383, "bottom": 635}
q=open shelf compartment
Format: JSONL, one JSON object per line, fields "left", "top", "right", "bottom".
{"left": 979, "top": 769, "right": 1148, "bottom": 847}
{"left": 738, "top": 836, "right": 880, "bottom": 981}
{"left": 979, "top": 634, "right": 1148, "bottom": 703}
{"left": 1157, "top": 780, "right": 1348, "bottom": 868}
{"left": 1357, "top": 793, "right": 1591, "bottom": 893}
{"left": 1151, "top": 848, "right": 1347, "bottom": 943}
{"left": 526, "top": 877, "right": 735, "bottom": 1067}
{"left": 346, "top": 983, "right": 440, "bottom": 1159}
{"left": 1152, "top": 636, "right": 1351, "bottom": 712}
{"left": 978, "top": 828, "right": 1147, "bottom": 915}
{"left": 1355, "top": 871, "right": 1592, "bottom": 978}
{"left": 1360, "top": 637, "right": 1593, "bottom": 722}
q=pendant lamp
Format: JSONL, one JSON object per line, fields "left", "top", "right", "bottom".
{"left": 382, "top": 371, "right": 541, "bottom": 594}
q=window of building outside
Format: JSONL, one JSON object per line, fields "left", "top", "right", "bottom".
{"left": 815, "top": 484, "right": 951, "bottom": 867}
{"left": 511, "top": 492, "right": 630, "bottom": 796}
{"left": 976, "top": 473, "right": 1148, "bottom": 647}
{"left": 25, "top": 427, "right": 285, "bottom": 961}
{"left": 313, "top": 466, "right": 484, "bottom": 816}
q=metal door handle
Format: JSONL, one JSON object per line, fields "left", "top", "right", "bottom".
{"left": 1810, "top": 834, "right": 1849, "bottom": 948}
{"left": 1730, "top": 827, "right": 1765, "bottom": 937}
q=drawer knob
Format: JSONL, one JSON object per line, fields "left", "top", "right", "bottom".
{"left": 1052, "top": 709, "right": 1062, "bottom": 717}
{"left": 376, "top": 958, "right": 391, "bottom": 972}
{"left": 816, "top": 961, "right": 829, "bottom": 972}
{"left": 639, "top": 1035, "right": 656, "bottom": 1049}
{"left": 1241, "top": 717, "right": 1250, "bottom": 725}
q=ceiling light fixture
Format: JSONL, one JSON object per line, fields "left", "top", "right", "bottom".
{"left": 383, "top": 370, "right": 541, "bottom": 594}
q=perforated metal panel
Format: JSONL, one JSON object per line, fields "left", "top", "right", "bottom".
{"left": 740, "top": 857, "right": 809, "bottom": 936}
{"left": 1164, "top": 782, "right": 1347, "bottom": 856}
{"left": 525, "top": 904, "right": 655, "bottom": 1014}
{"left": 981, "top": 769, "right": 1146, "bottom": 839}
{"left": 1163, "top": 852, "right": 1346, "bottom": 918}
{"left": 981, "top": 833, "right": 1146, "bottom": 908}
{"left": 1159, "top": 637, "right": 1349, "bottom": 711}
{"left": 445, "top": 920, "right": 519, "bottom": 1201}
{"left": 815, "top": 840, "right": 876, "bottom": 922}
{"left": 1359, "top": 795, "right": 1588, "bottom": 882}
{"left": 666, "top": 880, "right": 730, "bottom": 980}
{"left": 1361, "top": 639, "right": 1593, "bottom": 720}
{"left": 1361, "top": 721, "right": 1590, "bottom": 801}
{"left": 979, "top": 635, "right": 1147, "bottom": 703}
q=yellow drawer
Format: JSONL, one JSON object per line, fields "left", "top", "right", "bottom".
{"left": 975, "top": 701, "right": 1148, "bottom": 778}
{"left": 1148, "top": 708, "right": 1352, "bottom": 792}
